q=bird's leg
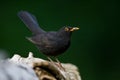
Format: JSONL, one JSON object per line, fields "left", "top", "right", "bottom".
{"left": 55, "top": 58, "right": 65, "bottom": 71}
{"left": 47, "top": 57, "right": 59, "bottom": 68}
{"left": 47, "top": 57, "right": 65, "bottom": 71}
{"left": 47, "top": 57, "right": 55, "bottom": 65}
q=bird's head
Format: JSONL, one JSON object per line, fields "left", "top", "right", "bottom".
{"left": 58, "top": 26, "right": 79, "bottom": 37}
{"left": 64, "top": 26, "right": 79, "bottom": 32}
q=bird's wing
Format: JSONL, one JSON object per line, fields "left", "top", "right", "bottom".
{"left": 26, "top": 32, "right": 58, "bottom": 47}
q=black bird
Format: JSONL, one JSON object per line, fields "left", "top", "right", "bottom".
{"left": 18, "top": 11, "right": 79, "bottom": 66}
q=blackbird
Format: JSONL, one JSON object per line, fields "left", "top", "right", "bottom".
{"left": 18, "top": 11, "right": 79, "bottom": 65}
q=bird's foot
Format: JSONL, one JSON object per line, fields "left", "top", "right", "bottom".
{"left": 55, "top": 58, "right": 65, "bottom": 71}
{"left": 55, "top": 62, "right": 65, "bottom": 71}
{"left": 47, "top": 57, "right": 65, "bottom": 71}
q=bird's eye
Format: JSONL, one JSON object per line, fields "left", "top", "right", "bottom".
{"left": 64, "top": 27, "right": 69, "bottom": 31}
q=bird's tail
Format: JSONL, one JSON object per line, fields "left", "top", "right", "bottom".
{"left": 18, "top": 11, "right": 45, "bottom": 34}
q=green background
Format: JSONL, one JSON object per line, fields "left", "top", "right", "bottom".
{"left": 0, "top": 0, "right": 119, "bottom": 80}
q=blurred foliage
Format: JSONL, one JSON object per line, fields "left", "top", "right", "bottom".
{"left": 0, "top": 0, "right": 119, "bottom": 80}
